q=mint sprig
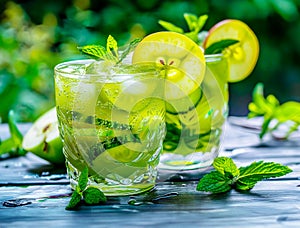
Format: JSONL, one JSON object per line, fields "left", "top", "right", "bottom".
{"left": 158, "top": 13, "right": 239, "bottom": 54}
{"left": 197, "top": 157, "right": 292, "bottom": 194}
{"left": 159, "top": 13, "right": 208, "bottom": 44}
{"left": 78, "top": 35, "right": 140, "bottom": 64}
{"left": 65, "top": 166, "right": 107, "bottom": 210}
{"left": 248, "top": 83, "right": 300, "bottom": 139}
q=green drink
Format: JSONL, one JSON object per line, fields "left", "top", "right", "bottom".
{"left": 54, "top": 60, "right": 165, "bottom": 196}
{"left": 159, "top": 54, "right": 229, "bottom": 170}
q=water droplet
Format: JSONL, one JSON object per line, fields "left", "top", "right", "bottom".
{"left": 3, "top": 199, "right": 32, "bottom": 207}
{"left": 152, "top": 192, "right": 178, "bottom": 202}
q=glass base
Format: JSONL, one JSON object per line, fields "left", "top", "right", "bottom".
{"left": 66, "top": 160, "right": 157, "bottom": 196}
{"left": 158, "top": 149, "right": 219, "bottom": 171}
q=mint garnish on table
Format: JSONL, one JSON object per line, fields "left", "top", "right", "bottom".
{"left": 66, "top": 166, "right": 107, "bottom": 210}
{"left": 248, "top": 83, "right": 300, "bottom": 139}
{"left": 197, "top": 157, "right": 292, "bottom": 194}
{"left": 65, "top": 160, "right": 291, "bottom": 207}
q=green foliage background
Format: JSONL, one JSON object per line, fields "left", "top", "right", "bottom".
{"left": 0, "top": 0, "right": 299, "bottom": 122}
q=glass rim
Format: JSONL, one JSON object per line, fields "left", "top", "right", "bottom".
{"left": 55, "top": 53, "right": 224, "bottom": 79}
{"left": 54, "top": 59, "right": 161, "bottom": 79}
{"left": 204, "top": 53, "right": 223, "bottom": 62}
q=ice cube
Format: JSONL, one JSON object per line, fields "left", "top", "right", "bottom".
{"left": 85, "top": 60, "right": 115, "bottom": 75}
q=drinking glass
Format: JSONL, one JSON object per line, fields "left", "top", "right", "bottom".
{"left": 159, "top": 54, "right": 229, "bottom": 171}
{"left": 54, "top": 60, "right": 165, "bottom": 195}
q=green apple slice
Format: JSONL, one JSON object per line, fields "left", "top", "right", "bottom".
{"left": 22, "top": 107, "right": 65, "bottom": 165}
{"left": 132, "top": 31, "right": 206, "bottom": 101}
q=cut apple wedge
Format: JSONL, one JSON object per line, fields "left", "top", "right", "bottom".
{"left": 22, "top": 107, "right": 65, "bottom": 165}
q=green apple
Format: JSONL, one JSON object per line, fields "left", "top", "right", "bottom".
{"left": 22, "top": 107, "right": 65, "bottom": 165}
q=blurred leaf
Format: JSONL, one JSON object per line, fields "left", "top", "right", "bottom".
{"left": 0, "top": 138, "right": 15, "bottom": 155}
{"left": 8, "top": 110, "right": 23, "bottom": 145}
{"left": 183, "top": 13, "right": 208, "bottom": 33}
{"left": 0, "top": 110, "right": 25, "bottom": 157}
{"left": 158, "top": 20, "right": 184, "bottom": 33}
{"left": 274, "top": 101, "right": 300, "bottom": 123}
{"left": 183, "top": 13, "right": 198, "bottom": 31}
{"left": 270, "top": 0, "right": 299, "bottom": 21}
{"left": 248, "top": 83, "right": 300, "bottom": 139}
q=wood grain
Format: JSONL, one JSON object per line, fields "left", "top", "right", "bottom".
{"left": 1, "top": 118, "right": 300, "bottom": 227}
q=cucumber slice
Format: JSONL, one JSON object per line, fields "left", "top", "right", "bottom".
{"left": 59, "top": 108, "right": 133, "bottom": 131}
{"left": 166, "top": 87, "right": 202, "bottom": 114}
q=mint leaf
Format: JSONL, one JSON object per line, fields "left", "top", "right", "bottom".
{"left": 235, "top": 161, "right": 292, "bottom": 191}
{"left": 65, "top": 167, "right": 107, "bottom": 209}
{"left": 183, "top": 13, "right": 208, "bottom": 33}
{"left": 158, "top": 13, "right": 207, "bottom": 44}
{"left": 196, "top": 171, "right": 232, "bottom": 193}
{"left": 83, "top": 186, "right": 107, "bottom": 205}
{"left": 106, "top": 35, "right": 118, "bottom": 61}
{"left": 197, "top": 14, "right": 208, "bottom": 31}
{"left": 205, "top": 39, "right": 239, "bottom": 54}
{"left": 65, "top": 191, "right": 82, "bottom": 210}
{"left": 183, "top": 13, "right": 198, "bottom": 31}
{"left": 78, "top": 166, "right": 88, "bottom": 191}
{"left": 79, "top": 35, "right": 137, "bottom": 64}
{"left": 213, "top": 157, "right": 239, "bottom": 177}
{"left": 158, "top": 20, "right": 184, "bottom": 33}
{"left": 78, "top": 45, "right": 108, "bottom": 60}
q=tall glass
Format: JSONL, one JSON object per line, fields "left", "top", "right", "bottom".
{"left": 54, "top": 60, "right": 165, "bottom": 196}
{"left": 159, "top": 54, "right": 229, "bottom": 171}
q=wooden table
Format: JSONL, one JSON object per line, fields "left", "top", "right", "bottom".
{"left": 1, "top": 117, "right": 300, "bottom": 227}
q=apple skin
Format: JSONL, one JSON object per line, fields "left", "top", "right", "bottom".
{"left": 202, "top": 19, "right": 259, "bottom": 83}
{"left": 202, "top": 19, "right": 234, "bottom": 49}
{"left": 22, "top": 107, "right": 65, "bottom": 165}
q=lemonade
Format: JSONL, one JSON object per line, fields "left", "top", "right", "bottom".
{"left": 54, "top": 60, "right": 165, "bottom": 196}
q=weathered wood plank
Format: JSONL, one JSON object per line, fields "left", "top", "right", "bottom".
{"left": 1, "top": 179, "right": 300, "bottom": 227}
{"left": 0, "top": 118, "right": 300, "bottom": 227}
